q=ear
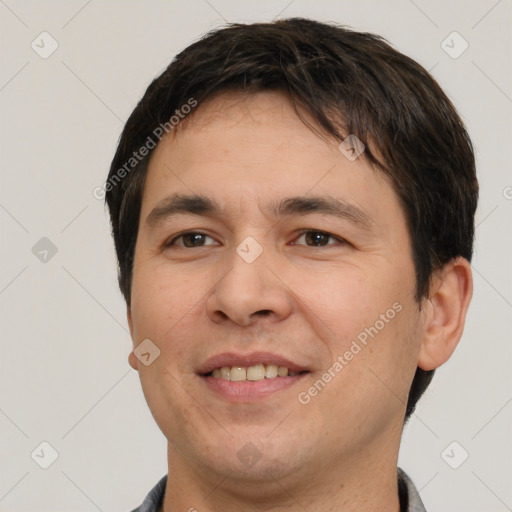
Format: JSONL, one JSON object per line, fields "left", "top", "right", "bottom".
{"left": 127, "top": 306, "right": 139, "bottom": 371}
{"left": 417, "top": 257, "right": 473, "bottom": 371}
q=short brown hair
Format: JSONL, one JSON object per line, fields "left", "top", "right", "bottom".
{"left": 106, "top": 18, "right": 478, "bottom": 419}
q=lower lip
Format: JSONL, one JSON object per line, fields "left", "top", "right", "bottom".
{"left": 200, "top": 374, "right": 308, "bottom": 402}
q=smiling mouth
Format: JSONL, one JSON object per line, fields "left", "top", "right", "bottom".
{"left": 203, "top": 364, "right": 309, "bottom": 381}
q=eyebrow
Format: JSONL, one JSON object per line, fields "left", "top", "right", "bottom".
{"left": 145, "top": 193, "right": 374, "bottom": 231}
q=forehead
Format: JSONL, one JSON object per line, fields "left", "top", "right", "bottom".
{"left": 170, "top": 90, "right": 337, "bottom": 161}
{"left": 140, "top": 91, "right": 402, "bottom": 228}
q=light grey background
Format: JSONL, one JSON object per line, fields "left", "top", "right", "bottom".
{"left": 1, "top": 1, "right": 511, "bottom": 511}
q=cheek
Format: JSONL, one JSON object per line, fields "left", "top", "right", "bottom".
{"left": 294, "top": 260, "right": 419, "bottom": 386}
{"left": 291, "top": 266, "right": 400, "bottom": 342}
{"left": 129, "top": 260, "right": 190, "bottom": 341}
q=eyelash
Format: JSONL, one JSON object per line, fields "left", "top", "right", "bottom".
{"left": 165, "top": 230, "right": 346, "bottom": 249}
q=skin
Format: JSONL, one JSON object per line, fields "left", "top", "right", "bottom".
{"left": 127, "top": 91, "right": 473, "bottom": 512}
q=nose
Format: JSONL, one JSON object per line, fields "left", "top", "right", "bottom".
{"left": 205, "top": 244, "right": 293, "bottom": 327}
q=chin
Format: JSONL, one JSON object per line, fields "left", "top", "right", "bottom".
{"left": 209, "top": 432, "right": 306, "bottom": 479}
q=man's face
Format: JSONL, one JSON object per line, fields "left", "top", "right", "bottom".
{"left": 128, "top": 91, "right": 425, "bottom": 484}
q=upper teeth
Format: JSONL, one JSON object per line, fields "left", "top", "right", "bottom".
{"left": 211, "top": 364, "right": 298, "bottom": 381}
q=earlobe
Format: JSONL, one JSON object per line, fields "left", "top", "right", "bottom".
{"left": 417, "top": 257, "right": 473, "bottom": 371}
{"left": 128, "top": 351, "right": 139, "bottom": 371}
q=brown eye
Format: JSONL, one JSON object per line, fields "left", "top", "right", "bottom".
{"left": 167, "top": 232, "right": 217, "bottom": 248}
{"left": 293, "top": 230, "right": 343, "bottom": 247}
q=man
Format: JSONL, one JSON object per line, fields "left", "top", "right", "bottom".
{"left": 105, "top": 18, "right": 477, "bottom": 512}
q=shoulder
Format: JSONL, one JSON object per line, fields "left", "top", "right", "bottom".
{"left": 398, "top": 468, "right": 427, "bottom": 512}
{"left": 130, "top": 474, "right": 167, "bottom": 512}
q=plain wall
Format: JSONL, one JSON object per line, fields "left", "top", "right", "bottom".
{"left": 1, "top": 1, "right": 511, "bottom": 511}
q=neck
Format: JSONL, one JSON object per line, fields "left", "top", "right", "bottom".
{"left": 161, "top": 433, "right": 402, "bottom": 512}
